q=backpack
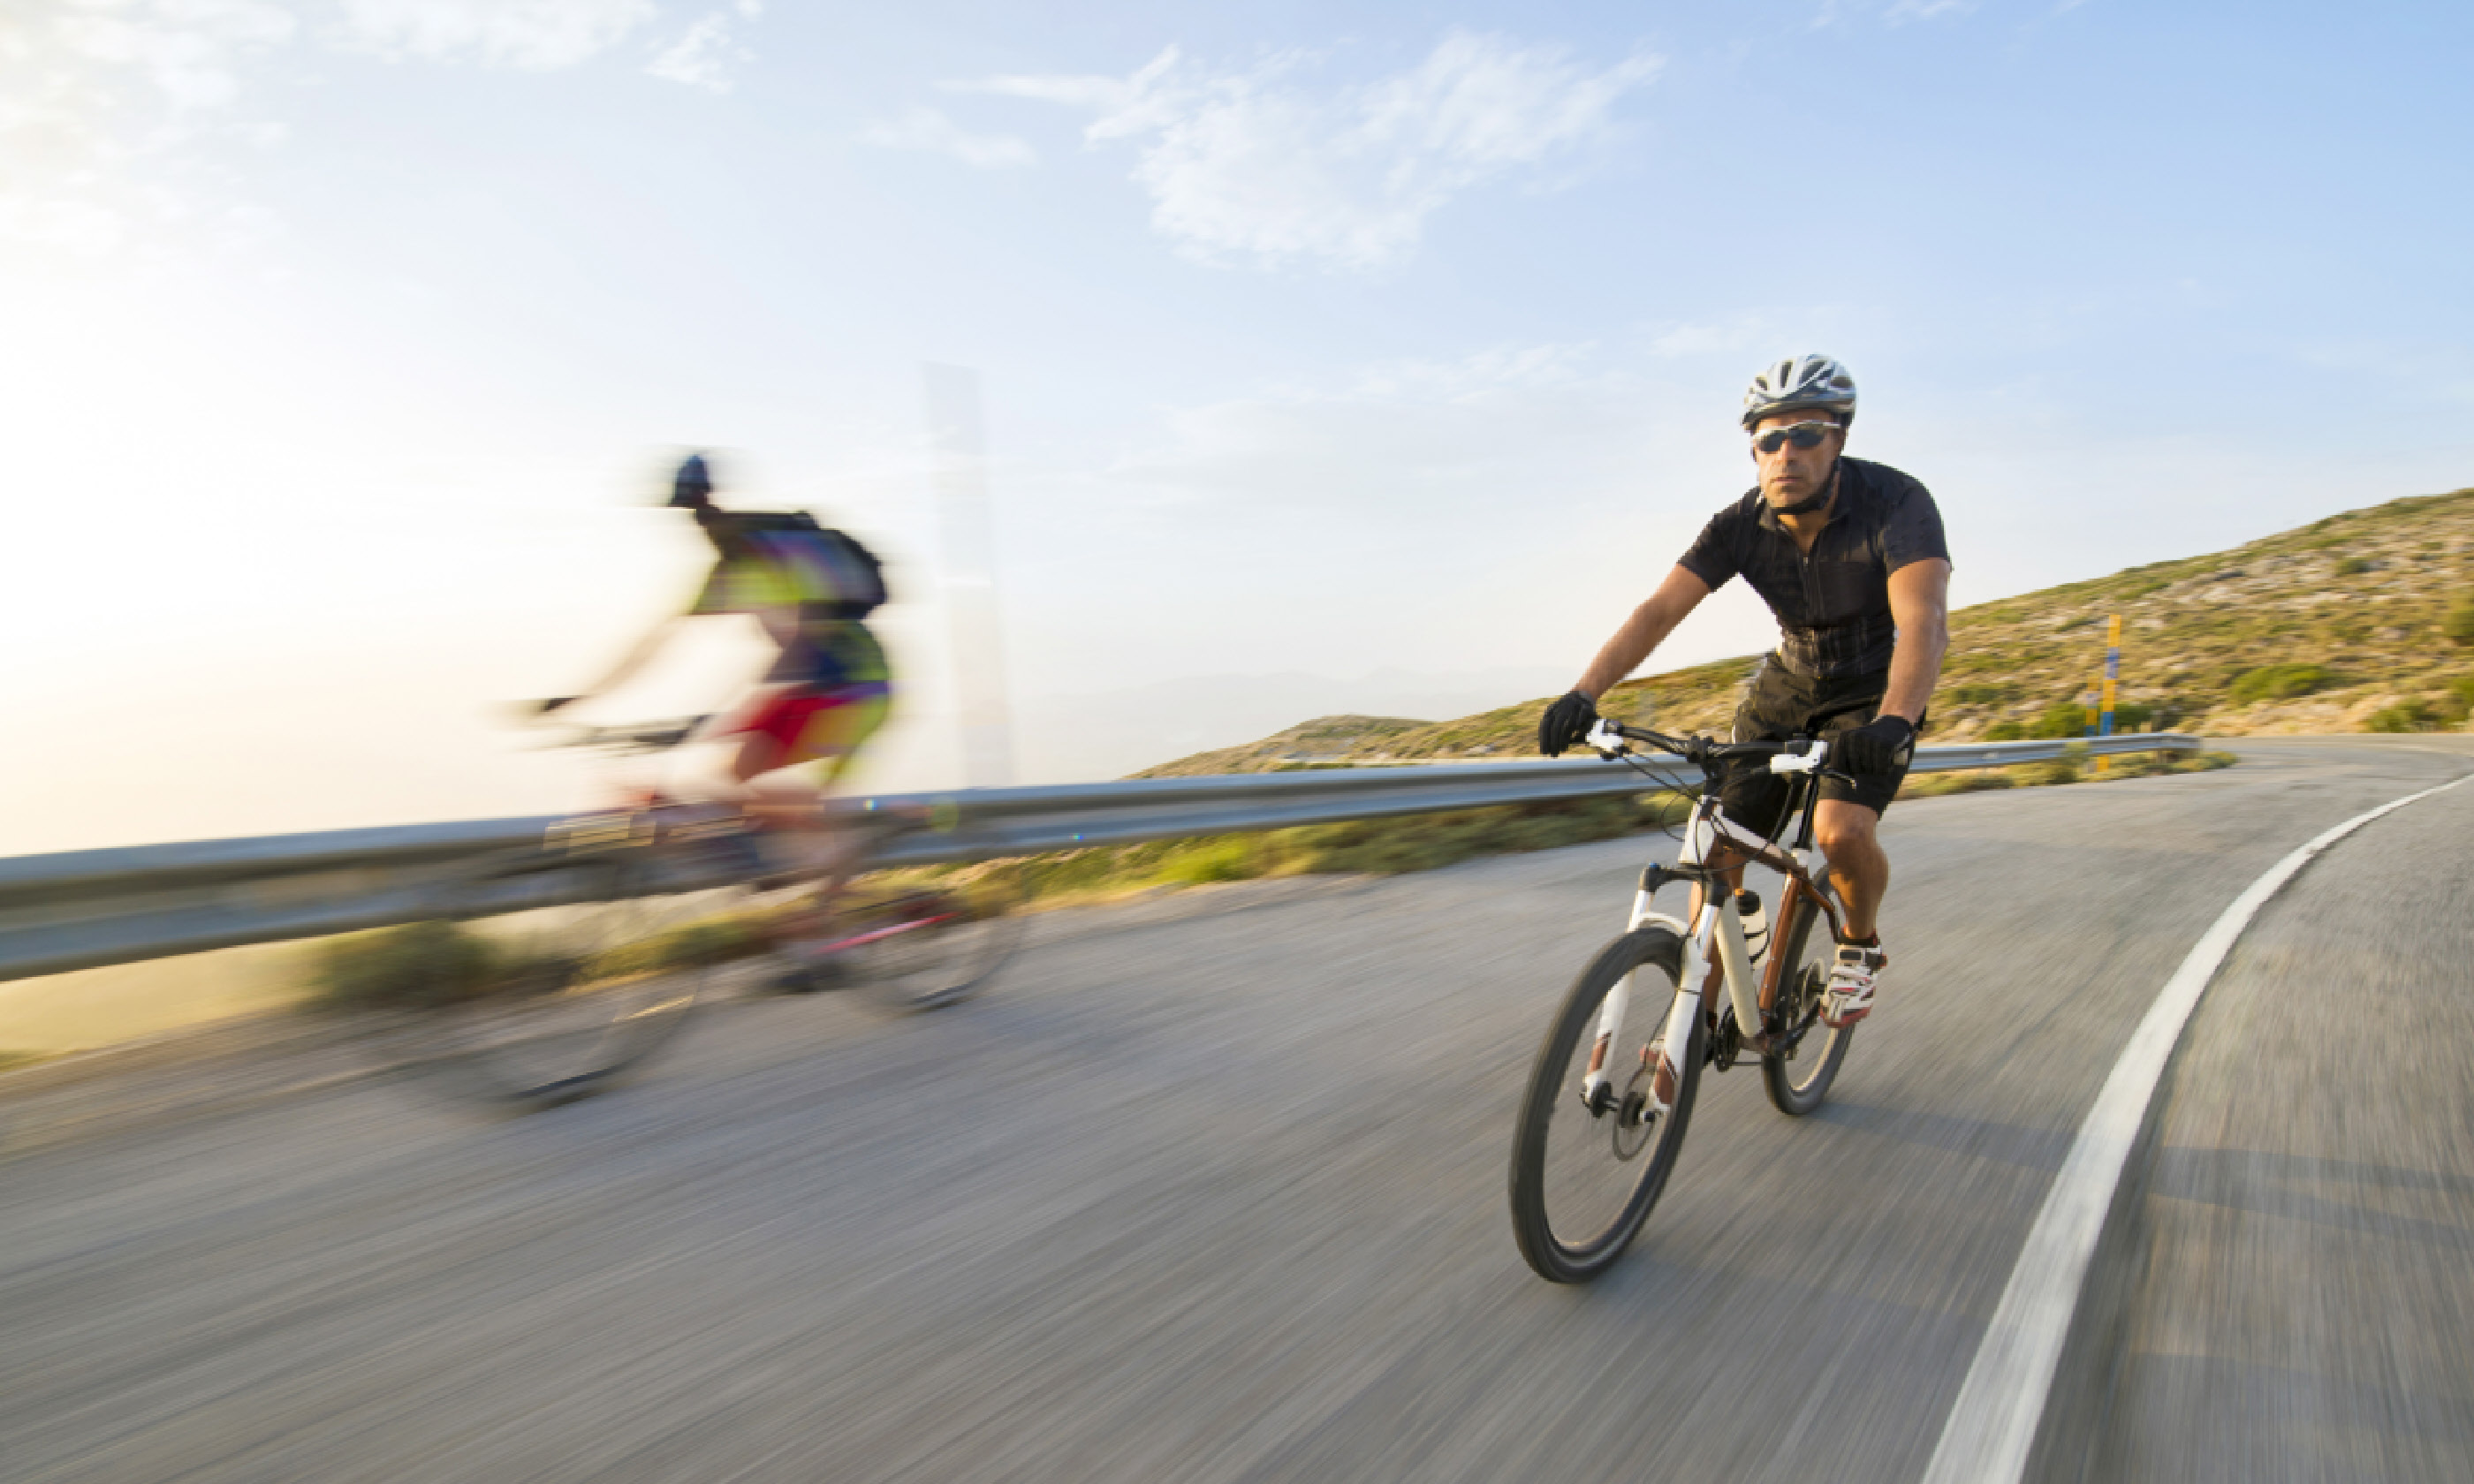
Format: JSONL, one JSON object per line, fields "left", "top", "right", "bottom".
{"left": 715, "top": 510, "right": 889, "bottom": 619}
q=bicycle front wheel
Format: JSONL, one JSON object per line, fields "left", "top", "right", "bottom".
{"left": 1760, "top": 893, "right": 1853, "bottom": 1117}
{"left": 841, "top": 866, "right": 1024, "bottom": 1013}
{"left": 1508, "top": 927, "right": 1702, "bottom": 1283}
{"left": 414, "top": 854, "right": 745, "bottom": 1104}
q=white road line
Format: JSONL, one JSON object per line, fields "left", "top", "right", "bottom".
{"left": 1919, "top": 768, "right": 2474, "bottom": 1484}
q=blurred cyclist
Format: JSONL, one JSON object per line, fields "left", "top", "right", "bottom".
{"left": 541, "top": 452, "right": 893, "bottom": 836}
{"left": 1536, "top": 356, "right": 1951, "bottom": 1028}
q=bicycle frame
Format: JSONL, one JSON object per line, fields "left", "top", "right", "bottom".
{"left": 1580, "top": 734, "right": 1847, "bottom": 1115}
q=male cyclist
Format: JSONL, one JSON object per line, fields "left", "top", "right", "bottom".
{"left": 1537, "top": 356, "right": 1950, "bottom": 1027}
{"left": 542, "top": 452, "right": 893, "bottom": 826}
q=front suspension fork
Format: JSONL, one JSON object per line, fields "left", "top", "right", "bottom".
{"left": 1582, "top": 888, "right": 1703, "bottom": 1115}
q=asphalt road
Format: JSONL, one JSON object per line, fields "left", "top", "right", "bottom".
{"left": 4, "top": 737, "right": 2469, "bottom": 1484}
{"left": 2091, "top": 744, "right": 2474, "bottom": 1482}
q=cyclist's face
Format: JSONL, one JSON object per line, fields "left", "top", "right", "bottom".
{"left": 1752, "top": 412, "right": 1845, "bottom": 510}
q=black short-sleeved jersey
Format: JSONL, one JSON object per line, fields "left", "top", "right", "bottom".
{"left": 1676, "top": 457, "right": 1950, "bottom": 679}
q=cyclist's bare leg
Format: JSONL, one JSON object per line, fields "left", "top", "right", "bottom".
{"left": 723, "top": 732, "right": 868, "bottom": 891}
{"left": 1813, "top": 799, "right": 1888, "bottom": 941}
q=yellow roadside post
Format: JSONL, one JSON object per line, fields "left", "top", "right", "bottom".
{"left": 2092, "top": 613, "right": 2123, "bottom": 774}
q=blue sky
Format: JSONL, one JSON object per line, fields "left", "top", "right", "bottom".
{"left": 4, "top": 1, "right": 2470, "bottom": 848}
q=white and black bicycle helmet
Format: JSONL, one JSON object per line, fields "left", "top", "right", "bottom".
{"left": 1741, "top": 354, "right": 1857, "bottom": 429}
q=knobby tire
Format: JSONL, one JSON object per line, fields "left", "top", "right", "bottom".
{"left": 1508, "top": 927, "right": 1701, "bottom": 1283}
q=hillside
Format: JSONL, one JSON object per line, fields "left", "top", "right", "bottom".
{"left": 1140, "top": 485, "right": 2474, "bottom": 776}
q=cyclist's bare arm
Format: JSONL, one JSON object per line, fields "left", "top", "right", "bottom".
{"left": 1878, "top": 559, "right": 1951, "bottom": 724}
{"left": 1574, "top": 565, "right": 1714, "bottom": 700}
{"left": 567, "top": 614, "right": 689, "bottom": 705}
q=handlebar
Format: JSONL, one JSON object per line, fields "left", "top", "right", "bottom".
{"left": 544, "top": 716, "right": 712, "bottom": 754}
{"left": 1582, "top": 719, "right": 1851, "bottom": 782}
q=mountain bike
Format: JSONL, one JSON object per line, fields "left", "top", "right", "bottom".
{"left": 389, "top": 716, "right": 1021, "bottom": 1106}
{"left": 1507, "top": 718, "right": 1857, "bottom": 1283}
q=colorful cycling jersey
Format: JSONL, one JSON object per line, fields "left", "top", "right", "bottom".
{"left": 688, "top": 513, "right": 892, "bottom": 690}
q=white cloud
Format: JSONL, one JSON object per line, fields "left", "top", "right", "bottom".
{"left": 336, "top": 0, "right": 656, "bottom": 71}
{"left": 957, "top": 32, "right": 1662, "bottom": 269}
{"left": 861, "top": 107, "right": 1036, "bottom": 170}
{"left": 4, "top": 0, "right": 757, "bottom": 261}
{"left": 0, "top": 1, "right": 298, "bottom": 259}
{"left": 53, "top": 0, "right": 297, "bottom": 115}
{"left": 647, "top": 8, "right": 755, "bottom": 92}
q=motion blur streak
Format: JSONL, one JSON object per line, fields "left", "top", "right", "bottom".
{"left": 924, "top": 363, "right": 1019, "bottom": 789}
{"left": 4, "top": 738, "right": 2470, "bottom": 1482}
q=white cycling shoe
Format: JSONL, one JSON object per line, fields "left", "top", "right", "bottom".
{"left": 1823, "top": 941, "right": 1886, "bottom": 1029}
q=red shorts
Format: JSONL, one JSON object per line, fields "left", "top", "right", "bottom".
{"left": 726, "top": 683, "right": 892, "bottom": 781}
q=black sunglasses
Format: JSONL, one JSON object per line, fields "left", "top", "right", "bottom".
{"left": 1751, "top": 420, "right": 1839, "bottom": 454}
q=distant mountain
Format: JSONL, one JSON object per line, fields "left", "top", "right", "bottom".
{"left": 1138, "top": 485, "right": 2474, "bottom": 776}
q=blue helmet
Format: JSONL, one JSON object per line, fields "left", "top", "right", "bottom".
{"left": 669, "top": 452, "right": 715, "bottom": 509}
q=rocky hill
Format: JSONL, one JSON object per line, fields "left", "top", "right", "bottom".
{"left": 1139, "top": 485, "right": 2474, "bottom": 776}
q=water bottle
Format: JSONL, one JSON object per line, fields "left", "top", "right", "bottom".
{"left": 1734, "top": 890, "right": 1769, "bottom": 962}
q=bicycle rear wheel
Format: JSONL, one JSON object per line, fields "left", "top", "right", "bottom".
{"left": 1760, "top": 893, "right": 1853, "bottom": 1116}
{"left": 415, "top": 853, "right": 746, "bottom": 1103}
{"left": 837, "top": 867, "right": 1024, "bottom": 1012}
{"left": 1508, "top": 927, "right": 1702, "bottom": 1283}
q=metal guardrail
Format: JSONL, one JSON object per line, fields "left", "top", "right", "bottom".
{"left": 0, "top": 735, "right": 2200, "bottom": 986}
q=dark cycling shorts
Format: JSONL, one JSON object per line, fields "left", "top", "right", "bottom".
{"left": 1713, "top": 658, "right": 1921, "bottom": 838}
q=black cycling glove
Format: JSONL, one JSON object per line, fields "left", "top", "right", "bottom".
{"left": 1538, "top": 690, "right": 1600, "bottom": 757}
{"left": 1837, "top": 713, "right": 1916, "bottom": 775}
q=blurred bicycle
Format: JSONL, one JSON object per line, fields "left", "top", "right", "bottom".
{"left": 378, "top": 715, "right": 1021, "bottom": 1107}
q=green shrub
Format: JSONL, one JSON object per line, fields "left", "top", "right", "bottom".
{"left": 2027, "top": 701, "right": 2092, "bottom": 739}
{"left": 2446, "top": 595, "right": 2474, "bottom": 646}
{"left": 2334, "top": 556, "right": 2372, "bottom": 576}
{"left": 1981, "top": 720, "right": 2026, "bottom": 741}
{"left": 1915, "top": 770, "right": 2015, "bottom": 796}
{"left": 2366, "top": 700, "right": 2440, "bottom": 733}
{"left": 2229, "top": 662, "right": 2331, "bottom": 706}
{"left": 1945, "top": 682, "right": 2018, "bottom": 706}
{"left": 596, "top": 916, "right": 768, "bottom": 976}
{"left": 1156, "top": 837, "right": 1257, "bottom": 883}
{"left": 315, "top": 920, "right": 496, "bottom": 1011}
{"left": 2091, "top": 748, "right": 2239, "bottom": 779}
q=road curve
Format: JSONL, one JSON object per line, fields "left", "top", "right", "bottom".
{"left": 4, "top": 736, "right": 2469, "bottom": 1484}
